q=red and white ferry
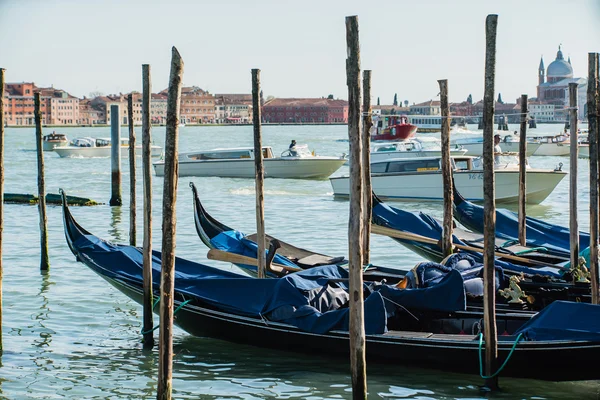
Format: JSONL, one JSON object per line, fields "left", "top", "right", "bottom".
{"left": 370, "top": 115, "right": 417, "bottom": 142}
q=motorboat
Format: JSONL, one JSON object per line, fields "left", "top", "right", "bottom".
{"left": 531, "top": 134, "right": 570, "bottom": 156}
{"left": 330, "top": 154, "right": 567, "bottom": 204}
{"left": 370, "top": 138, "right": 468, "bottom": 162}
{"left": 153, "top": 144, "right": 346, "bottom": 179}
{"left": 370, "top": 115, "right": 417, "bottom": 141}
{"left": 54, "top": 137, "right": 163, "bottom": 158}
{"left": 42, "top": 132, "right": 68, "bottom": 151}
{"left": 452, "top": 134, "right": 541, "bottom": 157}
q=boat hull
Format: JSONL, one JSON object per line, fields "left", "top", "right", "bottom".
{"left": 154, "top": 157, "right": 346, "bottom": 179}
{"left": 43, "top": 141, "right": 68, "bottom": 151}
{"left": 54, "top": 145, "right": 162, "bottom": 158}
{"left": 371, "top": 125, "right": 418, "bottom": 141}
{"left": 532, "top": 142, "right": 570, "bottom": 156}
{"left": 330, "top": 170, "right": 566, "bottom": 204}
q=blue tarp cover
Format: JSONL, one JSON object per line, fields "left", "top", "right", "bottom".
{"left": 372, "top": 199, "right": 561, "bottom": 278}
{"left": 454, "top": 196, "right": 590, "bottom": 257}
{"left": 515, "top": 301, "right": 600, "bottom": 341}
{"left": 73, "top": 230, "right": 466, "bottom": 336}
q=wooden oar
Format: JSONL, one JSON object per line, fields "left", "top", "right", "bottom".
{"left": 371, "top": 224, "right": 569, "bottom": 271}
{"left": 207, "top": 249, "right": 302, "bottom": 273}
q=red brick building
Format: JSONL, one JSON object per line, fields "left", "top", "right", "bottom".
{"left": 262, "top": 98, "right": 348, "bottom": 123}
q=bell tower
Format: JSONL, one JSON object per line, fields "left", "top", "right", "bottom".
{"left": 538, "top": 56, "right": 545, "bottom": 85}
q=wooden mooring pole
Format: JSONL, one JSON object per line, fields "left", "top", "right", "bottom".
{"left": 588, "top": 53, "right": 599, "bottom": 304}
{"left": 438, "top": 79, "right": 453, "bottom": 257}
{"left": 518, "top": 94, "right": 528, "bottom": 246}
{"left": 141, "top": 64, "right": 154, "bottom": 349}
{"left": 34, "top": 93, "right": 49, "bottom": 271}
{"left": 362, "top": 70, "right": 372, "bottom": 266}
{"left": 569, "top": 83, "right": 579, "bottom": 270}
{"left": 345, "top": 15, "right": 367, "bottom": 400}
{"left": 127, "top": 94, "right": 136, "bottom": 246}
{"left": 0, "top": 68, "right": 5, "bottom": 354}
{"left": 482, "top": 14, "right": 499, "bottom": 390}
{"left": 110, "top": 104, "right": 122, "bottom": 206}
{"left": 157, "top": 47, "right": 183, "bottom": 400}
{"left": 251, "top": 68, "right": 266, "bottom": 279}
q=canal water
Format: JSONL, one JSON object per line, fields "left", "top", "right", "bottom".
{"left": 1, "top": 124, "right": 598, "bottom": 399}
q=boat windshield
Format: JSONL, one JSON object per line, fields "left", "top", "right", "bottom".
{"left": 70, "top": 137, "right": 95, "bottom": 147}
{"left": 284, "top": 144, "right": 313, "bottom": 158}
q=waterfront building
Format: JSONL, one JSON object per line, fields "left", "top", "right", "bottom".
{"left": 161, "top": 86, "right": 215, "bottom": 124}
{"left": 409, "top": 100, "right": 441, "bottom": 116}
{"left": 79, "top": 98, "right": 105, "bottom": 125}
{"left": 92, "top": 93, "right": 143, "bottom": 125}
{"left": 214, "top": 94, "right": 252, "bottom": 124}
{"left": 536, "top": 45, "right": 587, "bottom": 121}
{"left": 151, "top": 93, "right": 168, "bottom": 124}
{"left": 527, "top": 101, "right": 556, "bottom": 123}
{"left": 262, "top": 98, "right": 348, "bottom": 123}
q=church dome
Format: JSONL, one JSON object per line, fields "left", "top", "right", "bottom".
{"left": 547, "top": 46, "right": 573, "bottom": 79}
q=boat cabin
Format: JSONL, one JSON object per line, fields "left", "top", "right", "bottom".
{"left": 43, "top": 132, "right": 67, "bottom": 142}
{"left": 370, "top": 154, "right": 524, "bottom": 174}
{"left": 182, "top": 147, "right": 275, "bottom": 161}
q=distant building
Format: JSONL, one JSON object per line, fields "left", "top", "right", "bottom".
{"left": 536, "top": 45, "right": 587, "bottom": 121}
{"left": 79, "top": 97, "right": 105, "bottom": 125}
{"left": 262, "top": 98, "right": 348, "bottom": 123}
{"left": 527, "top": 101, "right": 556, "bottom": 123}
{"left": 151, "top": 93, "right": 168, "bottom": 124}
{"left": 162, "top": 86, "right": 215, "bottom": 124}
{"left": 214, "top": 94, "right": 252, "bottom": 123}
{"left": 409, "top": 100, "right": 441, "bottom": 115}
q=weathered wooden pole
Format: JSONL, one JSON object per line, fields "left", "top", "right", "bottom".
{"left": 588, "top": 53, "right": 599, "bottom": 304}
{"left": 345, "top": 15, "right": 367, "bottom": 400}
{"left": 361, "top": 70, "right": 372, "bottom": 266}
{"left": 518, "top": 94, "right": 528, "bottom": 246}
{"left": 157, "top": 47, "right": 183, "bottom": 400}
{"left": 438, "top": 79, "right": 453, "bottom": 257}
{"left": 34, "top": 93, "right": 49, "bottom": 271}
{"left": 127, "top": 94, "right": 136, "bottom": 246}
{"left": 141, "top": 64, "right": 154, "bottom": 349}
{"left": 110, "top": 104, "right": 122, "bottom": 206}
{"left": 569, "top": 83, "right": 580, "bottom": 270}
{"left": 251, "top": 68, "right": 266, "bottom": 279}
{"left": 481, "top": 14, "right": 499, "bottom": 390}
{"left": 0, "top": 68, "right": 5, "bottom": 353}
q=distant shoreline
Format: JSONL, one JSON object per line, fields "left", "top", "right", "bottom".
{"left": 4, "top": 122, "right": 349, "bottom": 128}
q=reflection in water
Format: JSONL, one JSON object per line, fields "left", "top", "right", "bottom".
{"left": 33, "top": 271, "right": 55, "bottom": 372}
{"left": 109, "top": 206, "right": 124, "bottom": 242}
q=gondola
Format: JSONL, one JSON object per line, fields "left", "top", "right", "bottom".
{"left": 190, "top": 182, "right": 402, "bottom": 282}
{"left": 453, "top": 188, "right": 590, "bottom": 259}
{"left": 60, "top": 190, "right": 600, "bottom": 382}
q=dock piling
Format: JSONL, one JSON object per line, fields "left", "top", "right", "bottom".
{"left": 251, "top": 68, "right": 266, "bottom": 279}
{"left": 34, "top": 93, "right": 49, "bottom": 271}
{"left": 127, "top": 94, "right": 136, "bottom": 246}
{"left": 569, "top": 83, "right": 579, "bottom": 271}
{"left": 0, "top": 67, "right": 4, "bottom": 353}
{"left": 362, "top": 70, "right": 372, "bottom": 266}
{"left": 438, "top": 79, "right": 453, "bottom": 257}
{"left": 141, "top": 64, "right": 154, "bottom": 349}
{"left": 345, "top": 15, "right": 367, "bottom": 400}
{"left": 158, "top": 47, "right": 184, "bottom": 400}
{"left": 518, "top": 94, "right": 528, "bottom": 246}
{"left": 588, "top": 53, "right": 599, "bottom": 304}
{"left": 110, "top": 104, "right": 122, "bottom": 206}
{"left": 482, "top": 14, "right": 499, "bottom": 390}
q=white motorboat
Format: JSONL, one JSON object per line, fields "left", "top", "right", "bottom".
{"left": 531, "top": 134, "right": 570, "bottom": 156}
{"left": 153, "top": 144, "right": 346, "bottom": 179}
{"left": 330, "top": 154, "right": 566, "bottom": 204}
{"left": 42, "top": 132, "right": 68, "bottom": 151}
{"left": 54, "top": 137, "right": 163, "bottom": 158}
{"left": 452, "top": 134, "right": 541, "bottom": 157}
{"left": 369, "top": 138, "right": 469, "bottom": 162}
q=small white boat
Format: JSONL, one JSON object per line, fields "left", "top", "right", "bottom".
{"left": 42, "top": 132, "right": 68, "bottom": 151}
{"left": 54, "top": 137, "right": 162, "bottom": 158}
{"left": 330, "top": 154, "right": 566, "bottom": 204}
{"left": 153, "top": 144, "right": 346, "bottom": 179}
{"left": 531, "top": 134, "right": 570, "bottom": 156}
{"left": 452, "top": 134, "right": 541, "bottom": 157}
{"left": 369, "top": 138, "right": 469, "bottom": 162}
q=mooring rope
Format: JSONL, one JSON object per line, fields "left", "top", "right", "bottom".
{"left": 478, "top": 332, "right": 523, "bottom": 379}
{"left": 140, "top": 298, "right": 191, "bottom": 335}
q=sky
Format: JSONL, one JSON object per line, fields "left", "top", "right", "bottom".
{"left": 1, "top": 0, "right": 599, "bottom": 104}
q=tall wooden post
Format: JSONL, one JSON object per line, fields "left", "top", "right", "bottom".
{"left": 482, "top": 14, "right": 499, "bottom": 390}
{"left": 518, "top": 95, "right": 528, "bottom": 246}
{"left": 110, "top": 104, "right": 122, "bottom": 206}
{"left": 438, "top": 79, "right": 453, "bottom": 257}
{"left": 0, "top": 68, "right": 5, "bottom": 353}
{"left": 588, "top": 53, "right": 599, "bottom": 304}
{"left": 141, "top": 64, "right": 154, "bottom": 349}
{"left": 127, "top": 94, "right": 136, "bottom": 246}
{"left": 362, "top": 70, "right": 372, "bottom": 266}
{"left": 157, "top": 47, "right": 183, "bottom": 400}
{"left": 34, "top": 93, "right": 49, "bottom": 271}
{"left": 569, "top": 83, "right": 579, "bottom": 270}
{"left": 251, "top": 68, "right": 266, "bottom": 279}
{"left": 345, "top": 15, "right": 366, "bottom": 400}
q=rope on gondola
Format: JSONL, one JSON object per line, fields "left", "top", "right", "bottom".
{"left": 140, "top": 299, "right": 191, "bottom": 335}
{"left": 478, "top": 332, "right": 523, "bottom": 379}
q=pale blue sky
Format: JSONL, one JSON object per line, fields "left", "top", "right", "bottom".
{"left": 1, "top": 0, "right": 598, "bottom": 104}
